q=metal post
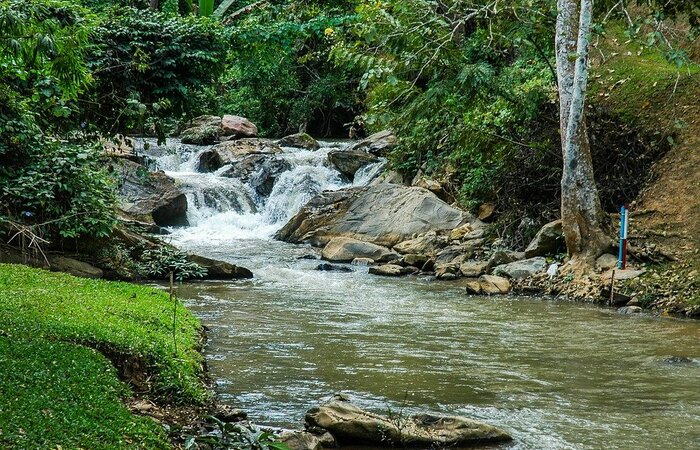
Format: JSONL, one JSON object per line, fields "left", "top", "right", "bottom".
{"left": 618, "top": 205, "right": 629, "bottom": 269}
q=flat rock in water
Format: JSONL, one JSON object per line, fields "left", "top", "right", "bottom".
{"left": 368, "top": 264, "right": 414, "bottom": 277}
{"left": 188, "top": 254, "right": 253, "bottom": 279}
{"left": 322, "top": 237, "right": 398, "bottom": 263}
{"left": 275, "top": 184, "right": 470, "bottom": 248}
{"left": 315, "top": 263, "right": 353, "bottom": 272}
{"left": 305, "top": 400, "right": 511, "bottom": 447}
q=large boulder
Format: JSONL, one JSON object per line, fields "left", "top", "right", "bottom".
{"left": 113, "top": 159, "right": 188, "bottom": 227}
{"left": 220, "top": 114, "right": 258, "bottom": 138}
{"left": 305, "top": 399, "right": 511, "bottom": 447}
{"left": 350, "top": 130, "right": 397, "bottom": 156}
{"left": 219, "top": 153, "right": 291, "bottom": 197}
{"left": 181, "top": 125, "right": 220, "bottom": 145}
{"left": 524, "top": 220, "right": 564, "bottom": 258}
{"left": 275, "top": 184, "right": 470, "bottom": 248}
{"left": 197, "top": 139, "right": 282, "bottom": 172}
{"left": 278, "top": 133, "right": 320, "bottom": 151}
{"left": 188, "top": 254, "right": 253, "bottom": 279}
{"left": 328, "top": 149, "right": 379, "bottom": 180}
{"left": 184, "top": 114, "right": 221, "bottom": 129}
{"left": 493, "top": 257, "right": 547, "bottom": 279}
{"left": 321, "top": 237, "right": 398, "bottom": 263}
{"left": 50, "top": 256, "right": 104, "bottom": 279}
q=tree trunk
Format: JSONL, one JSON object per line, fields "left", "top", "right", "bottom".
{"left": 555, "top": 0, "right": 609, "bottom": 266}
{"left": 150, "top": 0, "right": 159, "bottom": 11}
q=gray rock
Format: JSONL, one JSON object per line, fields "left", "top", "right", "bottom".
{"left": 278, "top": 133, "right": 320, "bottom": 151}
{"left": 596, "top": 253, "right": 618, "bottom": 271}
{"left": 219, "top": 153, "right": 291, "bottom": 197}
{"left": 50, "top": 256, "right": 103, "bottom": 279}
{"left": 618, "top": 306, "right": 643, "bottom": 314}
{"left": 487, "top": 250, "right": 521, "bottom": 268}
{"left": 351, "top": 257, "right": 374, "bottom": 266}
{"left": 181, "top": 125, "right": 220, "bottom": 145}
{"left": 198, "top": 139, "right": 282, "bottom": 172}
{"left": 328, "top": 149, "right": 379, "bottom": 180}
{"left": 493, "top": 257, "right": 547, "bottom": 279}
{"left": 184, "top": 114, "right": 221, "bottom": 129}
{"left": 368, "top": 264, "right": 415, "bottom": 277}
{"left": 305, "top": 399, "right": 511, "bottom": 446}
{"left": 349, "top": 130, "right": 397, "bottom": 156}
{"left": 112, "top": 159, "right": 188, "bottom": 227}
{"left": 276, "top": 184, "right": 469, "bottom": 248}
{"left": 220, "top": 114, "right": 257, "bottom": 138}
{"left": 316, "top": 263, "right": 353, "bottom": 272}
{"left": 435, "top": 262, "right": 460, "bottom": 280}
{"left": 435, "top": 246, "right": 465, "bottom": 265}
{"left": 401, "top": 253, "right": 429, "bottom": 268}
{"left": 322, "top": 237, "right": 398, "bottom": 263}
{"left": 188, "top": 254, "right": 253, "bottom": 279}
{"left": 460, "top": 260, "right": 489, "bottom": 277}
{"left": 524, "top": 220, "right": 564, "bottom": 258}
{"left": 394, "top": 231, "right": 449, "bottom": 255}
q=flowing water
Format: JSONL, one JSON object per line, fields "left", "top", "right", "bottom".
{"left": 139, "top": 139, "right": 700, "bottom": 450}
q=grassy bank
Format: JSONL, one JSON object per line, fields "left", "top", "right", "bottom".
{"left": 0, "top": 263, "right": 209, "bottom": 448}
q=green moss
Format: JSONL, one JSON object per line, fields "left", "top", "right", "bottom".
{"left": 0, "top": 337, "right": 169, "bottom": 449}
{"left": 0, "top": 263, "right": 209, "bottom": 404}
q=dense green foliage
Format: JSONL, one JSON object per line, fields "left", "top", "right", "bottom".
{"left": 0, "top": 337, "right": 169, "bottom": 449}
{"left": 0, "top": 0, "right": 117, "bottom": 239}
{"left": 333, "top": 0, "right": 557, "bottom": 209}
{"left": 0, "top": 263, "right": 208, "bottom": 403}
{"left": 218, "top": 0, "right": 359, "bottom": 136}
{"left": 83, "top": 7, "right": 228, "bottom": 135}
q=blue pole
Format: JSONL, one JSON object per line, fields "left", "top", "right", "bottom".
{"left": 618, "top": 205, "right": 625, "bottom": 269}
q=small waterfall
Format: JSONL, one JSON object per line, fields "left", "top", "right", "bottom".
{"left": 136, "top": 138, "right": 383, "bottom": 243}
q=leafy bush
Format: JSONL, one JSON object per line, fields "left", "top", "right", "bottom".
{"left": 0, "top": 0, "right": 117, "bottom": 239}
{"left": 83, "top": 7, "right": 228, "bottom": 135}
{"left": 218, "top": 0, "right": 359, "bottom": 136}
{"left": 137, "top": 245, "right": 207, "bottom": 281}
{"left": 333, "top": 0, "right": 558, "bottom": 209}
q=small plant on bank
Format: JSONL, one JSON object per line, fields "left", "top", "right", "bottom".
{"left": 137, "top": 246, "right": 207, "bottom": 281}
{"left": 184, "top": 417, "right": 289, "bottom": 450}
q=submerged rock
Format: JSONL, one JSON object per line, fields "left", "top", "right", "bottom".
{"left": 275, "top": 184, "right": 469, "bottom": 248}
{"left": 618, "top": 306, "right": 643, "bottom": 314}
{"left": 315, "top": 263, "right": 353, "bottom": 272}
{"left": 305, "top": 399, "right": 511, "bottom": 447}
{"left": 279, "top": 133, "right": 320, "bottom": 151}
{"left": 322, "top": 237, "right": 398, "bottom": 263}
{"left": 219, "top": 153, "right": 291, "bottom": 197}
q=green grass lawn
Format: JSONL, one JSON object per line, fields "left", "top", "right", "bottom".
{"left": 0, "top": 263, "right": 211, "bottom": 448}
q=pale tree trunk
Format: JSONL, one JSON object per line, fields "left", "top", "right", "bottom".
{"left": 556, "top": 0, "right": 609, "bottom": 266}
{"left": 150, "top": 0, "right": 159, "bottom": 11}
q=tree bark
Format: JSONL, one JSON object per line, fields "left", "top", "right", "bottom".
{"left": 149, "top": 0, "right": 159, "bottom": 11}
{"left": 556, "top": 0, "right": 609, "bottom": 265}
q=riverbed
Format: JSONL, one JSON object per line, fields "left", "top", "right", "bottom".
{"left": 143, "top": 138, "right": 700, "bottom": 449}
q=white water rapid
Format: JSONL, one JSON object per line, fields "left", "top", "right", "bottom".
{"left": 136, "top": 138, "right": 384, "bottom": 244}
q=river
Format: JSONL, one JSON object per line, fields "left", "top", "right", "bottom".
{"left": 139, "top": 138, "right": 700, "bottom": 450}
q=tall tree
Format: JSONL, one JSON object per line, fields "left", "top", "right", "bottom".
{"left": 555, "top": 0, "right": 609, "bottom": 266}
